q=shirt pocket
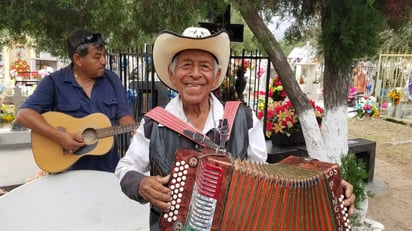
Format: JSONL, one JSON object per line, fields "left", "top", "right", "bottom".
{"left": 103, "top": 99, "right": 118, "bottom": 120}
{"left": 57, "top": 103, "right": 81, "bottom": 116}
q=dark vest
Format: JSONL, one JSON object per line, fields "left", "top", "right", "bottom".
{"left": 143, "top": 104, "right": 253, "bottom": 231}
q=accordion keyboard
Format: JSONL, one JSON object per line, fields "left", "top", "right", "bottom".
{"left": 185, "top": 160, "right": 224, "bottom": 230}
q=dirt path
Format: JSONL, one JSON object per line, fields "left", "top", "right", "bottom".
{"left": 348, "top": 118, "right": 412, "bottom": 231}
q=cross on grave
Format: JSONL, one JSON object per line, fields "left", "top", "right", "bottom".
{"left": 199, "top": 4, "right": 244, "bottom": 42}
{"left": 12, "top": 86, "right": 27, "bottom": 112}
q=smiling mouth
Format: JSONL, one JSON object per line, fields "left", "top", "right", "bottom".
{"left": 186, "top": 84, "right": 202, "bottom": 89}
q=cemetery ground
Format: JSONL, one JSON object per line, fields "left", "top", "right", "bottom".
{"left": 0, "top": 117, "right": 411, "bottom": 230}
{"left": 348, "top": 117, "right": 412, "bottom": 231}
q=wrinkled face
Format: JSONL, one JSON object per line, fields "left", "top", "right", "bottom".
{"left": 168, "top": 50, "right": 220, "bottom": 104}
{"left": 76, "top": 45, "right": 107, "bottom": 78}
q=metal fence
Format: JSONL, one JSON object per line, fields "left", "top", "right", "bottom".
{"left": 107, "top": 48, "right": 271, "bottom": 156}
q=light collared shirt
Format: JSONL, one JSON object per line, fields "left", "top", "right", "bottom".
{"left": 115, "top": 93, "right": 267, "bottom": 180}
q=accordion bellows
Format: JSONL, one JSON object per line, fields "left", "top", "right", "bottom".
{"left": 160, "top": 149, "right": 351, "bottom": 231}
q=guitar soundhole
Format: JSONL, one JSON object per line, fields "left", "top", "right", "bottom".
{"left": 82, "top": 128, "right": 97, "bottom": 144}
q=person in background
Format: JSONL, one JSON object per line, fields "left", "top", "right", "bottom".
{"left": 16, "top": 29, "right": 135, "bottom": 172}
{"left": 115, "top": 27, "right": 355, "bottom": 230}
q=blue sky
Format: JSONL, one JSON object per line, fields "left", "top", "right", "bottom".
{"left": 268, "top": 16, "right": 292, "bottom": 40}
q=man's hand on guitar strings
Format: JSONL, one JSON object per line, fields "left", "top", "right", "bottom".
{"left": 341, "top": 179, "right": 356, "bottom": 216}
{"left": 59, "top": 131, "right": 85, "bottom": 154}
{"left": 138, "top": 175, "right": 171, "bottom": 212}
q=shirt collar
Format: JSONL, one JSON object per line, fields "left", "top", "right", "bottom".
{"left": 164, "top": 93, "right": 224, "bottom": 134}
{"left": 64, "top": 64, "right": 104, "bottom": 86}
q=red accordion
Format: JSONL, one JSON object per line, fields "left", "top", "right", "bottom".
{"left": 160, "top": 149, "right": 351, "bottom": 231}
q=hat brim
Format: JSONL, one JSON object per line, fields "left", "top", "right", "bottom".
{"left": 153, "top": 29, "right": 230, "bottom": 91}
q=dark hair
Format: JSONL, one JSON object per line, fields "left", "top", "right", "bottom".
{"left": 67, "top": 30, "right": 106, "bottom": 62}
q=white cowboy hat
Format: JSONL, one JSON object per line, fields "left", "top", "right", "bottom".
{"left": 153, "top": 27, "right": 230, "bottom": 91}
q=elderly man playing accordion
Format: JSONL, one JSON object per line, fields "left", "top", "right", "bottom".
{"left": 115, "top": 27, "right": 355, "bottom": 231}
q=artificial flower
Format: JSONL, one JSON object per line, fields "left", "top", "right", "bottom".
{"left": 257, "top": 99, "right": 323, "bottom": 138}
{"left": 354, "top": 96, "right": 380, "bottom": 119}
{"left": 387, "top": 88, "right": 402, "bottom": 105}
{"left": 269, "top": 76, "right": 287, "bottom": 102}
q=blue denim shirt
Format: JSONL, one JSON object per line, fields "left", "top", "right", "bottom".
{"left": 21, "top": 64, "right": 131, "bottom": 172}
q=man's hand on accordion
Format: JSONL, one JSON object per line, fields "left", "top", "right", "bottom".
{"left": 138, "top": 175, "right": 172, "bottom": 211}
{"left": 342, "top": 179, "right": 356, "bottom": 216}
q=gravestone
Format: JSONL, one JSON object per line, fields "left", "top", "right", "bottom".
{"left": 11, "top": 86, "right": 27, "bottom": 112}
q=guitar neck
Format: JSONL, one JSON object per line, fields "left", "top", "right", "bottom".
{"left": 96, "top": 123, "right": 138, "bottom": 138}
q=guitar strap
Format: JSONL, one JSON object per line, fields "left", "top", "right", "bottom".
{"left": 144, "top": 101, "right": 241, "bottom": 146}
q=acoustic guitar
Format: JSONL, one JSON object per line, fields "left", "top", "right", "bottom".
{"left": 31, "top": 112, "right": 138, "bottom": 173}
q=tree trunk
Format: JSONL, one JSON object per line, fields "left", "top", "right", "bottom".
{"left": 321, "top": 3, "right": 351, "bottom": 164}
{"left": 233, "top": 1, "right": 328, "bottom": 161}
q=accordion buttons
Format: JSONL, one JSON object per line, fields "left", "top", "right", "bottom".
{"left": 165, "top": 157, "right": 192, "bottom": 224}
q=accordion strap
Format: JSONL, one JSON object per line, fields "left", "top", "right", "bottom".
{"left": 222, "top": 101, "right": 242, "bottom": 141}
{"left": 145, "top": 101, "right": 241, "bottom": 146}
{"left": 144, "top": 106, "right": 207, "bottom": 147}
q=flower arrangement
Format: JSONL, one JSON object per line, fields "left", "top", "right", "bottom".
{"left": 0, "top": 103, "right": 15, "bottom": 124}
{"left": 354, "top": 96, "right": 379, "bottom": 119}
{"left": 269, "top": 76, "right": 287, "bottom": 102}
{"left": 10, "top": 59, "right": 30, "bottom": 78}
{"left": 257, "top": 99, "right": 324, "bottom": 138}
{"left": 387, "top": 88, "right": 402, "bottom": 105}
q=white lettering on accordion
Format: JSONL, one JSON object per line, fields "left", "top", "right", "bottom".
{"left": 326, "top": 168, "right": 345, "bottom": 231}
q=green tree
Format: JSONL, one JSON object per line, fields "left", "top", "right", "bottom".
{"left": 379, "top": 23, "right": 412, "bottom": 53}
{"left": 0, "top": 0, "right": 225, "bottom": 57}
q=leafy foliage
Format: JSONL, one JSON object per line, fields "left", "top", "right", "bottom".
{"left": 0, "top": 0, "right": 228, "bottom": 57}
{"left": 340, "top": 152, "right": 374, "bottom": 227}
{"left": 340, "top": 153, "right": 374, "bottom": 208}
{"left": 381, "top": 0, "right": 412, "bottom": 28}
{"left": 379, "top": 22, "right": 412, "bottom": 53}
{"left": 320, "top": 0, "right": 384, "bottom": 72}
